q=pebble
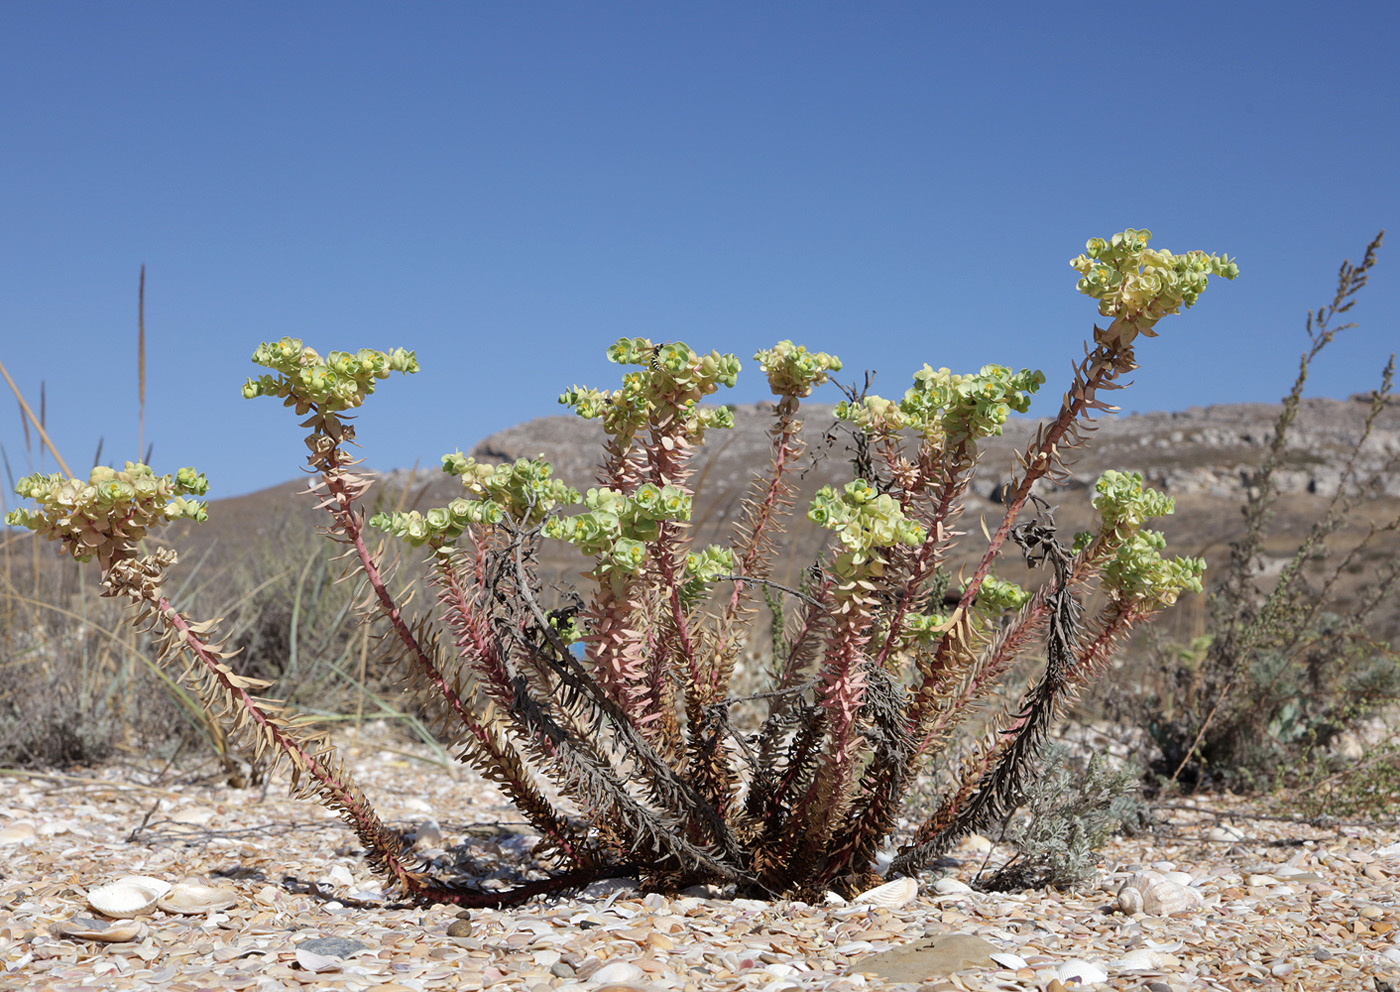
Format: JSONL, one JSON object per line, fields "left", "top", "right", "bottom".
{"left": 13, "top": 729, "right": 1400, "bottom": 992}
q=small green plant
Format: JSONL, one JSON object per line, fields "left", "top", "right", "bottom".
{"left": 1140, "top": 232, "right": 1400, "bottom": 795}
{"left": 973, "top": 745, "right": 1148, "bottom": 892}
{"left": 8, "top": 231, "right": 1233, "bottom": 905}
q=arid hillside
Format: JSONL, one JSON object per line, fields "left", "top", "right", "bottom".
{"left": 158, "top": 393, "right": 1400, "bottom": 650}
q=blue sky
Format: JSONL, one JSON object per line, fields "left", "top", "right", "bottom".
{"left": 2, "top": 3, "right": 1396, "bottom": 502}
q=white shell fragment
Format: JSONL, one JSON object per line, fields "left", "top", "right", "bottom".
{"left": 933, "top": 877, "right": 973, "bottom": 895}
{"left": 412, "top": 817, "right": 443, "bottom": 850}
{"left": 1116, "top": 948, "right": 1181, "bottom": 970}
{"left": 590, "top": 961, "right": 644, "bottom": 984}
{"left": 1057, "top": 958, "right": 1109, "bottom": 984}
{"left": 324, "top": 865, "right": 355, "bottom": 889}
{"left": 1118, "top": 871, "right": 1204, "bottom": 916}
{"left": 0, "top": 822, "right": 37, "bottom": 846}
{"left": 87, "top": 880, "right": 163, "bottom": 919}
{"left": 157, "top": 881, "right": 240, "bottom": 915}
{"left": 990, "top": 951, "right": 1029, "bottom": 970}
{"left": 50, "top": 916, "right": 146, "bottom": 942}
{"left": 852, "top": 876, "right": 918, "bottom": 909}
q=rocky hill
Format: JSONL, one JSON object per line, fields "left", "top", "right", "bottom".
{"left": 167, "top": 394, "right": 1400, "bottom": 644}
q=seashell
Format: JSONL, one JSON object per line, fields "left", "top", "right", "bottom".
{"left": 1141, "top": 880, "right": 1203, "bottom": 915}
{"left": 157, "top": 881, "right": 239, "bottom": 915}
{"left": 1057, "top": 958, "right": 1108, "bottom": 984}
{"left": 852, "top": 876, "right": 918, "bottom": 909}
{"left": 933, "top": 878, "right": 973, "bottom": 895}
{"left": 322, "top": 865, "right": 354, "bottom": 889}
{"left": 87, "top": 879, "right": 165, "bottom": 918}
{"left": 1119, "top": 872, "right": 1203, "bottom": 916}
{"left": 412, "top": 817, "right": 442, "bottom": 850}
{"left": 1207, "top": 823, "right": 1245, "bottom": 842}
{"left": 1116, "top": 885, "right": 1144, "bottom": 915}
{"left": 1116, "top": 948, "right": 1179, "bottom": 970}
{"left": 0, "top": 821, "right": 37, "bottom": 846}
{"left": 960, "top": 833, "right": 993, "bottom": 855}
{"left": 989, "top": 952, "right": 1029, "bottom": 970}
{"left": 51, "top": 915, "right": 146, "bottom": 942}
{"left": 1162, "top": 870, "right": 1194, "bottom": 886}
{"left": 168, "top": 806, "right": 216, "bottom": 826}
{"left": 680, "top": 882, "right": 731, "bottom": 900}
{"left": 823, "top": 890, "right": 848, "bottom": 906}
{"left": 589, "top": 961, "right": 644, "bottom": 984}
{"left": 115, "top": 875, "right": 172, "bottom": 897}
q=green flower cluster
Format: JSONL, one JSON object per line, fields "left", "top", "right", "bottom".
{"left": 441, "top": 454, "right": 580, "bottom": 526}
{"left": 559, "top": 338, "right": 740, "bottom": 444}
{"left": 680, "top": 544, "right": 736, "bottom": 607}
{"left": 241, "top": 339, "right": 418, "bottom": 416}
{"left": 976, "top": 574, "right": 1032, "bottom": 614}
{"left": 545, "top": 484, "right": 692, "bottom": 574}
{"left": 370, "top": 500, "right": 504, "bottom": 548}
{"left": 836, "top": 364, "right": 1046, "bottom": 445}
{"left": 372, "top": 457, "right": 581, "bottom": 548}
{"left": 807, "top": 480, "right": 926, "bottom": 574}
{"left": 685, "top": 543, "right": 734, "bottom": 584}
{"left": 754, "top": 341, "right": 843, "bottom": 399}
{"left": 1070, "top": 471, "right": 1204, "bottom": 608}
{"left": 6, "top": 462, "right": 209, "bottom": 567}
{"left": 1101, "top": 530, "right": 1206, "bottom": 609}
{"left": 1069, "top": 229, "right": 1238, "bottom": 341}
{"left": 902, "top": 611, "right": 951, "bottom": 646}
{"left": 549, "top": 611, "right": 582, "bottom": 646}
{"left": 1090, "top": 470, "right": 1176, "bottom": 535}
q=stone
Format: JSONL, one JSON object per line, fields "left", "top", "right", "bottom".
{"left": 851, "top": 933, "right": 998, "bottom": 981}
{"left": 296, "top": 936, "right": 370, "bottom": 958}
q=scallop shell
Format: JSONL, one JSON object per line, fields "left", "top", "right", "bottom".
{"left": 87, "top": 878, "right": 167, "bottom": 919}
{"left": 157, "top": 881, "right": 239, "bottom": 915}
{"left": 852, "top": 876, "right": 918, "bottom": 908}
{"left": 1118, "top": 871, "right": 1203, "bottom": 915}
{"left": 589, "top": 961, "right": 644, "bottom": 984}
{"left": 115, "top": 875, "right": 172, "bottom": 897}
{"left": 1057, "top": 958, "right": 1108, "bottom": 984}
